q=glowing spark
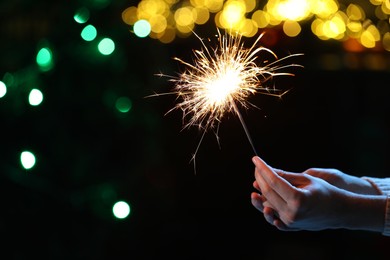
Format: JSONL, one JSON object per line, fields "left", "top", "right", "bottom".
{"left": 151, "top": 29, "right": 303, "bottom": 171}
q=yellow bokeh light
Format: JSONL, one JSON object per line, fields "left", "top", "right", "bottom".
{"left": 243, "top": 0, "right": 257, "bottom": 13}
{"left": 238, "top": 18, "right": 257, "bottom": 37}
{"left": 137, "top": 0, "right": 168, "bottom": 20}
{"left": 311, "top": 18, "right": 328, "bottom": 39}
{"left": 283, "top": 20, "right": 302, "bottom": 37}
{"left": 194, "top": 7, "right": 210, "bottom": 24}
{"left": 157, "top": 26, "right": 176, "bottom": 43}
{"left": 347, "top": 20, "right": 363, "bottom": 36}
{"left": 310, "top": 0, "right": 339, "bottom": 19}
{"left": 176, "top": 23, "right": 195, "bottom": 35}
{"left": 346, "top": 4, "right": 365, "bottom": 21}
{"left": 381, "top": 1, "right": 390, "bottom": 14}
{"left": 205, "top": 0, "right": 224, "bottom": 13}
{"left": 219, "top": 0, "right": 246, "bottom": 29}
{"left": 252, "top": 10, "right": 270, "bottom": 28}
{"left": 323, "top": 16, "right": 345, "bottom": 39}
{"left": 370, "top": 0, "right": 383, "bottom": 6}
{"left": 360, "top": 31, "right": 377, "bottom": 48}
{"left": 122, "top": 6, "right": 138, "bottom": 25}
{"left": 122, "top": 0, "right": 390, "bottom": 52}
{"left": 268, "top": 0, "right": 311, "bottom": 21}
{"left": 150, "top": 16, "right": 167, "bottom": 34}
{"left": 383, "top": 32, "right": 390, "bottom": 51}
{"left": 175, "top": 7, "right": 196, "bottom": 27}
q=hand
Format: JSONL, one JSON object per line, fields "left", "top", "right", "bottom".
{"left": 299, "top": 168, "right": 380, "bottom": 195}
{"left": 251, "top": 156, "right": 386, "bottom": 233}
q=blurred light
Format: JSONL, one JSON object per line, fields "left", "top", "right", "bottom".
{"left": 283, "top": 20, "right": 302, "bottom": 37}
{"left": 115, "top": 97, "right": 132, "bottom": 113}
{"left": 98, "top": 38, "right": 115, "bottom": 55}
{"left": 245, "top": 0, "right": 257, "bottom": 13}
{"left": 205, "top": 0, "right": 224, "bottom": 13}
{"left": 194, "top": 7, "right": 210, "bottom": 24}
{"left": 149, "top": 14, "right": 167, "bottom": 34}
{"left": 36, "top": 47, "right": 53, "bottom": 71}
{"left": 267, "top": 0, "right": 311, "bottom": 21}
{"left": 122, "top": 0, "right": 390, "bottom": 51}
{"left": 20, "top": 151, "right": 36, "bottom": 170}
{"left": 174, "top": 7, "right": 196, "bottom": 27}
{"left": 158, "top": 27, "right": 176, "bottom": 43}
{"left": 383, "top": 32, "right": 390, "bottom": 51}
{"left": 218, "top": 0, "right": 246, "bottom": 30}
{"left": 3, "top": 72, "right": 14, "bottom": 87}
{"left": 134, "top": 19, "right": 151, "bottom": 38}
{"left": 74, "top": 7, "right": 90, "bottom": 23}
{"left": 361, "top": 25, "right": 380, "bottom": 48}
{"left": 122, "top": 6, "right": 138, "bottom": 25}
{"left": 0, "top": 81, "right": 6, "bottom": 98}
{"left": 311, "top": 0, "right": 338, "bottom": 19}
{"left": 112, "top": 201, "right": 131, "bottom": 219}
{"left": 81, "top": 24, "right": 97, "bottom": 41}
{"left": 252, "top": 10, "right": 270, "bottom": 28}
{"left": 28, "top": 89, "right": 43, "bottom": 106}
{"left": 343, "top": 37, "right": 365, "bottom": 52}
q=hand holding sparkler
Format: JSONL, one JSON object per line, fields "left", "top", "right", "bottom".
{"left": 251, "top": 155, "right": 389, "bottom": 234}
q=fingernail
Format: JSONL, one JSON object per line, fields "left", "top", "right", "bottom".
{"left": 252, "top": 156, "right": 259, "bottom": 165}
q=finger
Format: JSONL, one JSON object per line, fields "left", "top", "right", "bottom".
{"left": 273, "top": 220, "right": 300, "bottom": 231}
{"left": 254, "top": 162, "right": 288, "bottom": 210}
{"left": 263, "top": 206, "right": 275, "bottom": 225}
{"left": 273, "top": 219, "right": 289, "bottom": 231}
{"left": 251, "top": 192, "right": 265, "bottom": 212}
{"left": 263, "top": 207, "right": 300, "bottom": 231}
{"left": 253, "top": 180, "right": 261, "bottom": 192}
{"left": 264, "top": 207, "right": 290, "bottom": 230}
{"left": 252, "top": 156, "right": 297, "bottom": 200}
{"left": 273, "top": 169, "right": 310, "bottom": 188}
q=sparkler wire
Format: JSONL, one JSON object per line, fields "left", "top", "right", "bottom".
{"left": 231, "top": 100, "right": 258, "bottom": 156}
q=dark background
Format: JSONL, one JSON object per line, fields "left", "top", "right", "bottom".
{"left": 1, "top": 0, "right": 389, "bottom": 259}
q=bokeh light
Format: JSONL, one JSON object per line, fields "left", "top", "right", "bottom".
{"left": 36, "top": 47, "right": 54, "bottom": 71}
{"left": 74, "top": 7, "right": 90, "bottom": 23}
{"left": 20, "top": 151, "right": 36, "bottom": 170}
{"left": 28, "top": 89, "right": 43, "bottom": 106}
{"left": 0, "top": 81, "right": 6, "bottom": 98}
{"left": 115, "top": 97, "right": 132, "bottom": 113}
{"left": 112, "top": 201, "right": 131, "bottom": 219}
{"left": 121, "top": 0, "right": 390, "bottom": 51}
{"left": 98, "top": 38, "right": 115, "bottom": 55}
{"left": 81, "top": 24, "right": 97, "bottom": 41}
{"left": 133, "top": 19, "right": 151, "bottom": 38}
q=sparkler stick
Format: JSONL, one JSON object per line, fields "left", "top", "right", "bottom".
{"left": 150, "top": 29, "right": 303, "bottom": 172}
{"left": 231, "top": 100, "right": 258, "bottom": 156}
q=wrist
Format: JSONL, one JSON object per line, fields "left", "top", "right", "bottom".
{"left": 341, "top": 192, "right": 387, "bottom": 233}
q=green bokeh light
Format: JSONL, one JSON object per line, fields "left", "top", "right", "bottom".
{"left": 81, "top": 24, "right": 97, "bottom": 41}
{"left": 29, "top": 89, "right": 43, "bottom": 106}
{"left": 20, "top": 151, "right": 36, "bottom": 170}
{"left": 36, "top": 47, "right": 53, "bottom": 71}
{"left": 115, "top": 97, "right": 132, "bottom": 113}
{"left": 0, "top": 81, "right": 6, "bottom": 98}
{"left": 74, "top": 7, "right": 90, "bottom": 23}
{"left": 133, "top": 20, "right": 151, "bottom": 38}
{"left": 98, "top": 38, "right": 115, "bottom": 55}
{"left": 112, "top": 201, "right": 130, "bottom": 219}
{"left": 3, "top": 72, "right": 14, "bottom": 87}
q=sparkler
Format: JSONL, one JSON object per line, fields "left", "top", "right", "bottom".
{"left": 152, "top": 29, "right": 303, "bottom": 171}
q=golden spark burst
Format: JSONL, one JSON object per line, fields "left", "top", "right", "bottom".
{"left": 152, "top": 29, "right": 303, "bottom": 171}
